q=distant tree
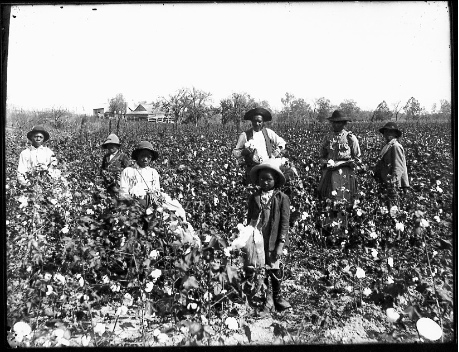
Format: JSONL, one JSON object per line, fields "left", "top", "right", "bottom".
{"left": 439, "top": 99, "right": 451, "bottom": 116}
{"left": 108, "top": 93, "right": 127, "bottom": 117}
{"left": 291, "top": 98, "right": 312, "bottom": 121}
{"left": 431, "top": 103, "right": 437, "bottom": 114}
{"left": 159, "top": 88, "right": 191, "bottom": 126}
{"left": 391, "top": 100, "right": 403, "bottom": 121}
{"left": 372, "top": 101, "right": 393, "bottom": 121}
{"left": 338, "top": 99, "right": 361, "bottom": 119}
{"left": 403, "top": 97, "right": 422, "bottom": 120}
{"left": 280, "top": 92, "right": 295, "bottom": 120}
{"left": 184, "top": 87, "right": 213, "bottom": 126}
{"left": 220, "top": 92, "right": 256, "bottom": 127}
{"left": 314, "top": 97, "right": 332, "bottom": 122}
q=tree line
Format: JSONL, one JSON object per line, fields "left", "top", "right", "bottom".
{"left": 107, "top": 89, "right": 450, "bottom": 126}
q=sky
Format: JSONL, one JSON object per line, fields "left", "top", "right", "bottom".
{"left": 6, "top": 2, "right": 452, "bottom": 114}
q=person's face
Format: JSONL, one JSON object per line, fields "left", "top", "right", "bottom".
{"left": 105, "top": 144, "right": 119, "bottom": 155}
{"left": 251, "top": 115, "right": 264, "bottom": 132}
{"left": 383, "top": 130, "right": 397, "bottom": 143}
{"left": 136, "top": 150, "right": 153, "bottom": 168}
{"left": 258, "top": 169, "right": 276, "bottom": 191}
{"left": 31, "top": 132, "right": 45, "bottom": 147}
{"left": 331, "top": 121, "right": 346, "bottom": 133}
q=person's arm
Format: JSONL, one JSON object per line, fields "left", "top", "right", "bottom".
{"left": 118, "top": 168, "right": 131, "bottom": 199}
{"left": 48, "top": 148, "right": 57, "bottom": 167}
{"left": 17, "top": 150, "right": 30, "bottom": 186}
{"left": 391, "top": 143, "right": 408, "bottom": 187}
{"left": 274, "top": 193, "right": 290, "bottom": 259}
{"left": 348, "top": 133, "right": 362, "bottom": 164}
{"left": 152, "top": 169, "right": 161, "bottom": 190}
{"left": 319, "top": 138, "right": 330, "bottom": 168}
{"left": 232, "top": 132, "right": 250, "bottom": 159}
{"left": 266, "top": 129, "right": 286, "bottom": 151}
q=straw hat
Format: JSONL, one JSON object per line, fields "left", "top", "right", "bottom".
{"left": 100, "top": 133, "right": 121, "bottom": 148}
{"left": 250, "top": 159, "right": 286, "bottom": 187}
{"left": 131, "top": 141, "right": 159, "bottom": 161}
{"left": 27, "top": 125, "right": 50, "bottom": 142}
{"left": 244, "top": 107, "right": 272, "bottom": 122}
{"left": 379, "top": 122, "right": 402, "bottom": 138}
{"left": 328, "top": 110, "right": 351, "bottom": 122}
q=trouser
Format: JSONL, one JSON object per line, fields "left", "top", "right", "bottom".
{"left": 264, "top": 269, "right": 282, "bottom": 308}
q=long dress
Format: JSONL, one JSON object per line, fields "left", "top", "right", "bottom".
{"left": 317, "top": 129, "right": 361, "bottom": 203}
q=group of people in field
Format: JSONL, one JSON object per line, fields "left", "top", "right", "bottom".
{"left": 16, "top": 107, "right": 409, "bottom": 318}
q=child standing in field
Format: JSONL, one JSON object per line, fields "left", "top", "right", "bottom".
{"left": 247, "top": 159, "right": 291, "bottom": 316}
{"left": 17, "top": 125, "right": 58, "bottom": 187}
{"left": 99, "top": 134, "right": 130, "bottom": 196}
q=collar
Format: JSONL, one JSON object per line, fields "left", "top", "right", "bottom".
{"left": 110, "top": 150, "right": 119, "bottom": 157}
{"left": 29, "top": 145, "right": 44, "bottom": 150}
{"left": 378, "top": 138, "right": 397, "bottom": 159}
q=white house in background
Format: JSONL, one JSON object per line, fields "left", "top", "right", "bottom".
{"left": 125, "top": 103, "right": 173, "bottom": 123}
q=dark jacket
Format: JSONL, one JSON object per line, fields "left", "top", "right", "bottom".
{"left": 100, "top": 151, "right": 131, "bottom": 189}
{"left": 247, "top": 190, "right": 290, "bottom": 251}
{"left": 100, "top": 151, "right": 130, "bottom": 174}
{"left": 374, "top": 140, "right": 409, "bottom": 188}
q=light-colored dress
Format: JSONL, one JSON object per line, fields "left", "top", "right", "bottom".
{"left": 119, "top": 164, "right": 160, "bottom": 199}
{"left": 17, "top": 145, "right": 57, "bottom": 185}
{"left": 119, "top": 163, "right": 187, "bottom": 220}
{"left": 318, "top": 130, "right": 361, "bottom": 202}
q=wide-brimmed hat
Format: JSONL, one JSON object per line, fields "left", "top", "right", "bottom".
{"left": 244, "top": 107, "right": 272, "bottom": 122}
{"left": 379, "top": 122, "right": 402, "bottom": 138}
{"left": 100, "top": 133, "right": 121, "bottom": 148}
{"left": 131, "top": 141, "right": 159, "bottom": 161}
{"left": 27, "top": 125, "right": 50, "bottom": 142}
{"left": 328, "top": 110, "right": 351, "bottom": 122}
{"left": 250, "top": 159, "right": 286, "bottom": 187}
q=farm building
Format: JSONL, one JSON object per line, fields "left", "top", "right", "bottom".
{"left": 126, "top": 103, "right": 173, "bottom": 123}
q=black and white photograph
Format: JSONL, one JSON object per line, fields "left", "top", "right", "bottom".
{"left": 3, "top": 1, "right": 455, "bottom": 347}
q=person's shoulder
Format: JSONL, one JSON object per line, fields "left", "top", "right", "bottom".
{"left": 276, "top": 190, "right": 289, "bottom": 199}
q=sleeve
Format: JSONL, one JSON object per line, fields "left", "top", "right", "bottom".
{"left": 319, "top": 138, "right": 329, "bottom": 167}
{"left": 118, "top": 168, "right": 130, "bottom": 198}
{"left": 392, "top": 144, "right": 408, "bottom": 187}
{"left": 266, "top": 129, "right": 286, "bottom": 150}
{"left": 17, "top": 151, "right": 29, "bottom": 185}
{"left": 48, "top": 148, "right": 57, "bottom": 167}
{"left": 100, "top": 155, "right": 107, "bottom": 176}
{"left": 121, "top": 154, "right": 131, "bottom": 169}
{"left": 232, "top": 132, "right": 247, "bottom": 160}
{"left": 348, "top": 134, "right": 361, "bottom": 163}
{"left": 278, "top": 194, "right": 290, "bottom": 244}
{"left": 246, "top": 194, "right": 257, "bottom": 224}
{"left": 152, "top": 169, "right": 161, "bottom": 190}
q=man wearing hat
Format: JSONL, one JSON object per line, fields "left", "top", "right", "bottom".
{"left": 17, "top": 125, "right": 57, "bottom": 186}
{"left": 318, "top": 110, "right": 361, "bottom": 203}
{"left": 99, "top": 133, "right": 130, "bottom": 195}
{"left": 232, "top": 107, "right": 286, "bottom": 185}
{"left": 373, "top": 122, "right": 409, "bottom": 207}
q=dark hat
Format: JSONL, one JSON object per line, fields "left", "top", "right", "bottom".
{"left": 100, "top": 133, "right": 121, "bottom": 148}
{"left": 244, "top": 107, "right": 272, "bottom": 122}
{"left": 27, "top": 125, "right": 50, "bottom": 142}
{"left": 379, "top": 122, "right": 402, "bottom": 138}
{"left": 250, "top": 159, "right": 286, "bottom": 187}
{"left": 328, "top": 110, "right": 351, "bottom": 122}
{"left": 131, "top": 141, "right": 159, "bottom": 161}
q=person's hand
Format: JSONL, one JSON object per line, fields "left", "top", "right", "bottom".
{"left": 240, "top": 148, "right": 251, "bottom": 157}
{"left": 272, "top": 242, "right": 284, "bottom": 261}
